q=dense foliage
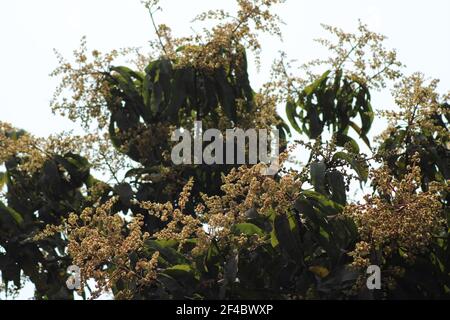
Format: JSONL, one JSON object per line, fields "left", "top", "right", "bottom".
{"left": 0, "top": 0, "right": 448, "bottom": 300}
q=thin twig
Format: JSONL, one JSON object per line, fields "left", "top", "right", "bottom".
{"left": 148, "top": 6, "right": 169, "bottom": 57}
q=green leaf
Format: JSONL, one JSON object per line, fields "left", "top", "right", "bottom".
{"left": 164, "top": 264, "right": 192, "bottom": 274}
{"left": 295, "top": 197, "right": 341, "bottom": 263}
{"left": 124, "top": 167, "right": 160, "bottom": 179}
{"left": 143, "top": 62, "right": 157, "bottom": 113}
{"left": 335, "top": 132, "right": 360, "bottom": 153}
{"left": 214, "top": 68, "right": 236, "bottom": 122}
{"left": 326, "top": 170, "right": 347, "bottom": 205}
{"left": 310, "top": 161, "right": 327, "bottom": 194}
{"left": 302, "top": 190, "right": 344, "bottom": 216}
{"left": 143, "top": 59, "right": 173, "bottom": 116}
{"left": 40, "top": 160, "right": 65, "bottom": 195}
{"left": 114, "top": 183, "right": 133, "bottom": 207}
{"left": 110, "top": 66, "right": 143, "bottom": 104}
{"left": 204, "top": 244, "right": 221, "bottom": 274}
{"left": 0, "top": 201, "right": 24, "bottom": 226}
{"left": 1, "top": 256, "right": 21, "bottom": 287}
{"left": 360, "top": 103, "right": 374, "bottom": 136}
{"left": 111, "top": 66, "right": 144, "bottom": 82}
{"left": 285, "top": 100, "right": 302, "bottom": 133}
{"left": 0, "top": 172, "right": 7, "bottom": 190}
{"left": 306, "top": 102, "right": 323, "bottom": 139}
{"left": 277, "top": 118, "right": 291, "bottom": 140}
{"left": 333, "top": 69, "right": 343, "bottom": 94}
{"left": 349, "top": 121, "right": 371, "bottom": 149}
{"left": 309, "top": 265, "right": 330, "bottom": 278}
{"left": 145, "top": 240, "right": 188, "bottom": 265}
{"left": 355, "top": 83, "right": 373, "bottom": 136}
{"left": 332, "top": 152, "right": 368, "bottom": 182}
{"left": 108, "top": 119, "right": 122, "bottom": 150}
{"left": 235, "top": 46, "right": 254, "bottom": 112}
{"left": 303, "top": 70, "right": 330, "bottom": 96}
{"left": 232, "top": 223, "right": 265, "bottom": 237}
{"left": 165, "top": 68, "right": 187, "bottom": 120}
{"left": 162, "top": 264, "right": 198, "bottom": 287}
{"left": 54, "top": 153, "right": 90, "bottom": 187}
{"left": 150, "top": 81, "right": 163, "bottom": 114}
{"left": 295, "top": 198, "right": 327, "bottom": 228}
{"left": 273, "top": 213, "right": 303, "bottom": 261}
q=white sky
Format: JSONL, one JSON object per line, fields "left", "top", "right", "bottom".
{"left": 0, "top": 0, "right": 449, "bottom": 299}
{"left": 1, "top": 0, "right": 449, "bottom": 137}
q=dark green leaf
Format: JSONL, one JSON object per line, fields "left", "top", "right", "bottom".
{"left": 232, "top": 223, "right": 265, "bottom": 237}
{"left": 332, "top": 152, "right": 368, "bottom": 182}
{"left": 326, "top": 170, "right": 347, "bottom": 205}
{"left": 304, "top": 70, "right": 330, "bottom": 96}
{"left": 273, "top": 213, "right": 303, "bottom": 261}
{"left": 335, "top": 132, "right": 360, "bottom": 153}
{"left": 285, "top": 100, "right": 302, "bottom": 133}
{"left": 0, "top": 201, "right": 24, "bottom": 226}
{"left": 214, "top": 68, "right": 236, "bottom": 122}
{"left": 310, "top": 161, "right": 327, "bottom": 194}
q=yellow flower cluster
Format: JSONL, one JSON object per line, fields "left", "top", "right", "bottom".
{"left": 50, "top": 36, "right": 138, "bottom": 130}
{"left": 63, "top": 197, "right": 158, "bottom": 299}
{"left": 0, "top": 122, "right": 45, "bottom": 173}
{"left": 344, "top": 155, "right": 445, "bottom": 269}
{"left": 316, "top": 21, "right": 403, "bottom": 89}
{"left": 144, "top": 0, "right": 284, "bottom": 71}
{"left": 1, "top": 121, "right": 128, "bottom": 181}
{"left": 378, "top": 72, "right": 450, "bottom": 145}
{"left": 212, "top": 157, "right": 301, "bottom": 219}
{"left": 141, "top": 178, "right": 205, "bottom": 253}
{"left": 347, "top": 241, "right": 371, "bottom": 269}
{"left": 138, "top": 152, "right": 301, "bottom": 259}
{"left": 197, "top": 155, "right": 301, "bottom": 250}
{"left": 238, "top": 93, "right": 281, "bottom": 130}
{"left": 267, "top": 21, "right": 403, "bottom": 101}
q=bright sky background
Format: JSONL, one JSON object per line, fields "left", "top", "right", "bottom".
{"left": 0, "top": 0, "right": 449, "bottom": 299}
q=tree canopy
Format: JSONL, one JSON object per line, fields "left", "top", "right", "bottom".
{"left": 0, "top": 0, "right": 448, "bottom": 300}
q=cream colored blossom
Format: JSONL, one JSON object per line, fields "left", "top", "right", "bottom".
{"left": 344, "top": 155, "right": 445, "bottom": 270}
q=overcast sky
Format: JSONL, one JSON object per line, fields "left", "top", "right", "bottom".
{"left": 1, "top": 0, "right": 449, "bottom": 137}
{"left": 0, "top": 0, "right": 449, "bottom": 299}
